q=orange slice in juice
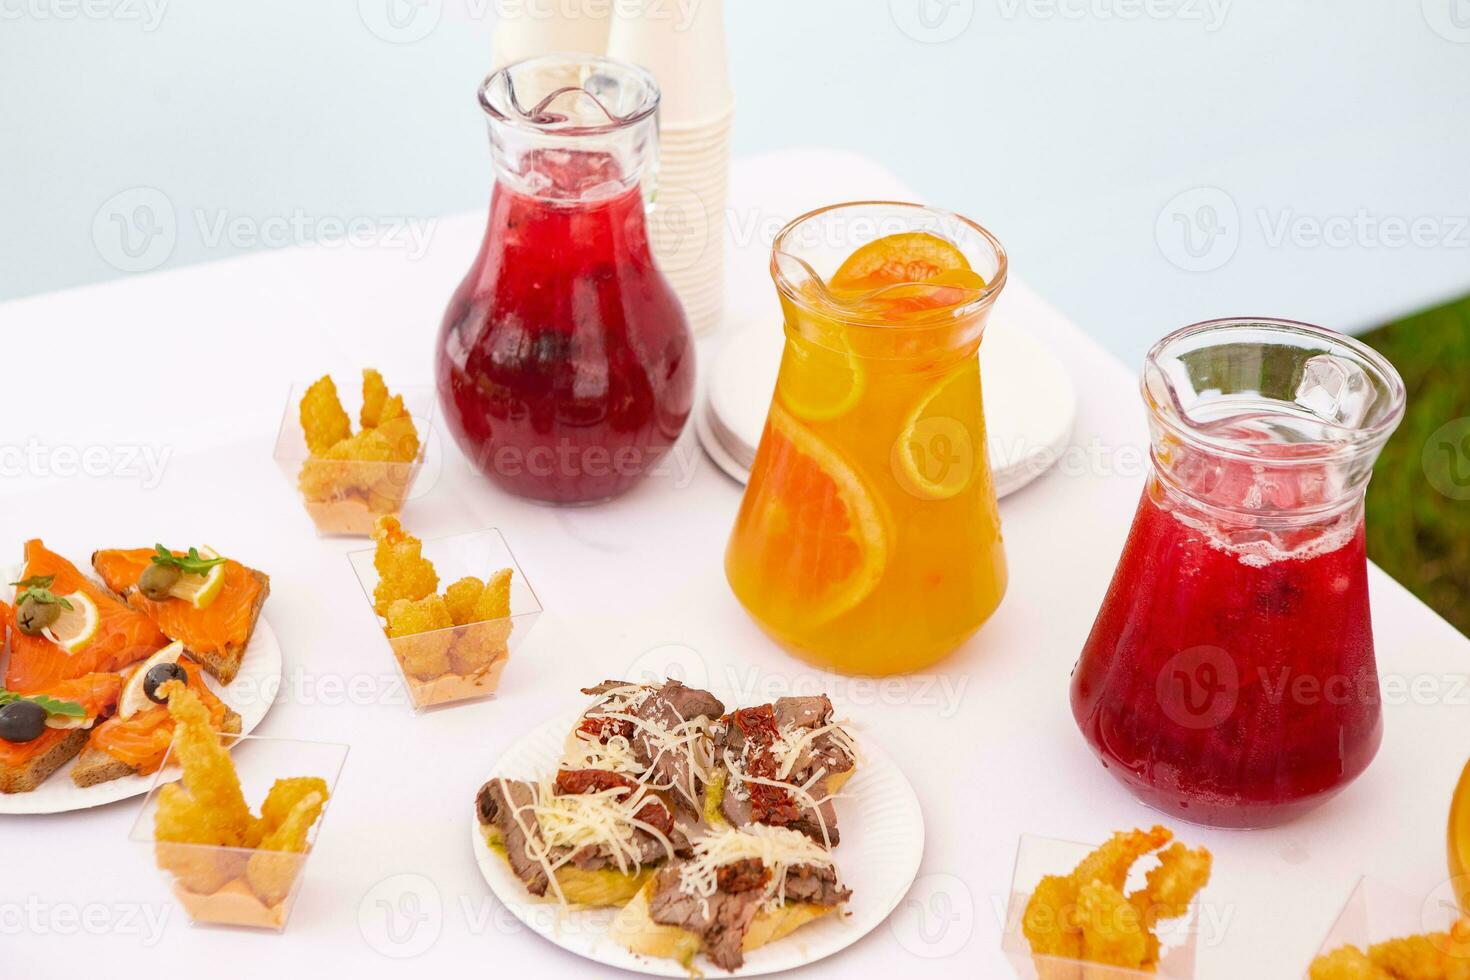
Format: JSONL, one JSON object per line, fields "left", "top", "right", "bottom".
{"left": 1449, "top": 756, "right": 1470, "bottom": 913}
{"left": 830, "top": 232, "right": 972, "bottom": 290}
{"left": 747, "top": 404, "right": 886, "bottom": 623}
{"left": 892, "top": 367, "right": 981, "bottom": 500}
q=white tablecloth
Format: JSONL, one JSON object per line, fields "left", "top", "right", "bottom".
{"left": 2, "top": 149, "right": 1468, "bottom": 977}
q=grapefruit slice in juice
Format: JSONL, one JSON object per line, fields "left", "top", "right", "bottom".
{"left": 830, "top": 232, "right": 972, "bottom": 290}
{"left": 743, "top": 404, "right": 886, "bottom": 624}
{"left": 830, "top": 233, "right": 987, "bottom": 319}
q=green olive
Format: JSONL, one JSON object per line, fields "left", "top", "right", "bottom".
{"left": 16, "top": 596, "right": 59, "bottom": 635}
{"left": 138, "top": 563, "right": 182, "bottom": 600}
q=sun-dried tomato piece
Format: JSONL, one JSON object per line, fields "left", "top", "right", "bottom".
{"left": 577, "top": 714, "right": 636, "bottom": 743}
{"left": 554, "top": 768, "right": 638, "bottom": 796}
{"left": 749, "top": 782, "right": 799, "bottom": 827}
{"left": 717, "top": 858, "right": 771, "bottom": 894}
{"left": 730, "top": 705, "right": 780, "bottom": 748}
{"left": 554, "top": 768, "right": 673, "bottom": 836}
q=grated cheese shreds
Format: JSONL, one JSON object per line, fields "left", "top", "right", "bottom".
{"left": 676, "top": 825, "right": 842, "bottom": 912}
{"left": 498, "top": 776, "right": 677, "bottom": 906}
{"left": 560, "top": 684, "right": 719, "bottom": 805}
{"left": 723, "top": 749, "right": 839, "bottom": 849}
{"left": 770, "top": 720, "right": 861, "bottom": 781}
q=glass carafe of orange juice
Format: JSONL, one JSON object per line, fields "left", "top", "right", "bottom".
{"left": 725, "top": 202, "right": 1008, "bottom": 675}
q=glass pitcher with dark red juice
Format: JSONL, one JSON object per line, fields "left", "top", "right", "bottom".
{"left": 437, "top": 55, "right": 694, "bottom": 503}
{"left": 1071, "top": 318, "right": 1405, "bottom": 829}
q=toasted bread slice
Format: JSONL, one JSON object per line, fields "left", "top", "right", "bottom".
{"left": 0, "top": 728, "right": 90, "bottom": 794}
{"left": 480, "top": 823, "right": 655, "bottom": 907}
{"left": 91, "top": 550, "right": 270, "bottom": 685}
{"left": 70, "top": 707, "right": 241, "bottom": 788}
{"left": 610, "top": 877, "right": 840, "bottom": 969}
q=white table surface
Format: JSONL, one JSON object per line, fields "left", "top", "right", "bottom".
{"left": 2, "top": 149, "right": 1468, "bottom": 977}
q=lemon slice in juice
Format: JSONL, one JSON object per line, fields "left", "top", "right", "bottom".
{"left": 43, "top": 591, "right": 100, "bottom": 654}
{"left": 777, "top": 335, "right": 864, "bottom": 422}
{"left": 892, "top": 367, "right": 982, "bottom": 500}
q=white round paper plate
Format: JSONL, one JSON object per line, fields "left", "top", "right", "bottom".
{"left": 471, "top": 706, "right": 925, "bottom": 976}
{"left": 0, "top": 617, "right": 284, "bottom": 815}
{"left": 700, "top": 317, "right": 1076, "bottom": 498}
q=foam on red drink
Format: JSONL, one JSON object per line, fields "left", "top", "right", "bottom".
{"left": 437, "top": 149, "right": 694, "bottom": 503}
{"left": 1070, "top": 477, "right": 1381, "bottom": 829}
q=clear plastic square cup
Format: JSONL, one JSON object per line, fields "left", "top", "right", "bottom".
{"left": 349, "top": 527, "right": 543, "bottom": 712}
{"left": 273, "top": 379, "right": 437, "bottom": 537}
{"left": 1311, "top": 876, "right": 1470, "bottom": 971}
{"left": 129, "top": 735, "right": 349, "bottom": 932}
{"left": 1001, "top": 834, "right": 1200, "bottom": 979}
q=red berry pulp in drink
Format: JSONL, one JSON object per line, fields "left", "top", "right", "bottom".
{"left": 436, "top": 151, "right": 694, "bottom": 503}
{"left": 1070, "top": 483, "right": 1380, "bottom": 829}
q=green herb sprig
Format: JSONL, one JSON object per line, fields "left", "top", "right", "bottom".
{"left": 9, "top": 575, "right": 73, "bottom": 611}
{"left": 149, "top": 545, "right": 225, "bottom": 577}
{"left": 0, "top": 689, "right": 86, "bottom": 719}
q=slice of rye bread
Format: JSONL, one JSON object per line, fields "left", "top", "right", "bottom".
{"left": 0, "top": 728, "right": 90, "bottom": 794}
{"left": 91, "top": 556, "right": 270, "bottom": 686}
{"left": 70, "top": 707, "right": 242, "bottom": 788}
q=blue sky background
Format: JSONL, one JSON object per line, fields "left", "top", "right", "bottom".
{"left": 3, "top": 0, "right": 1468, "bottom": 364}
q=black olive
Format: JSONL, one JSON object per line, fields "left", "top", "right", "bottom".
{"left": 138, "top": 563, "right": 182, "bottom": 601}
{"left": 15, "top": 596, "right": 59, "bottom": 636}
{"left": 0, "top": 700, "right": 47, "bottom": 743}
{"left": 144, "top": 662, "right": 189, "bottom": 704}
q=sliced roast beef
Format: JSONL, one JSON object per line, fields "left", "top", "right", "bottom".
{"left": 781, "top": 863, "right": 851, "bottom": 906}
{"left": 714, "top": 699, "right": 849, "bottom": 846}
{"left": 771, "top": 695, "right": 830, "bottom": 729}
{"left": 475, "top": 778, "right": 551, "bottom": 896}
{"left": 647, "top": 866, "right": 765, "bottom": 971}
{"left": 771, "top": 695, "right": 855, "bottom": 785}
{"left": 646, "top": 856, "right": 849, "bottom": 971}
{"left": 630, "top": 680, "right": 724, "bottom": 814}
{"left": 580, "top": 679, "right": 640, "bottom": 698}
{"left": 720, "top": 777, "right": 841, "bottom": 847}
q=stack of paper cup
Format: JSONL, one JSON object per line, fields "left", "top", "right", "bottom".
{"left": 608, "top": 0, "right": 734, "bottom": 336}
{"left": 491, "top": 0, "right": 611, "bottom": 67}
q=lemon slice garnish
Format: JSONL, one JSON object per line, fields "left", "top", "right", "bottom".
{"left": 167, "top": 546, "right": 226, "bottom": 610}
{"left": 776, "top": 335, "right": 864, "bottom": 423}
{"left": 42, "top": 591, "right": 100, "bottom": 654}
{"left": 117, "top": 642, "right": 186, "bottom": 720}
{"left": 891, "top": 367, "right": 982, "bottom": 501}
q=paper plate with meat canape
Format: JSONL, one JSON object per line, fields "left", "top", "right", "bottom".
{"left": 470, "top": 677, "right": 925, "bottom": 976}
{"left": 0, "top": 538, "right": 282, "bottom": 814}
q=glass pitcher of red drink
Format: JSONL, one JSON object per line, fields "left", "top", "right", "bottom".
{"left": 1071, "top": 317, "right": 1405, "bottom": 828}
{"left": 436, "top": 55, "right": 695, "bottom": 504}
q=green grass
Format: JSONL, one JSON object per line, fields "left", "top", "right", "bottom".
{"left": 1361, "top": 294, "right": 1470, "bottom": 638}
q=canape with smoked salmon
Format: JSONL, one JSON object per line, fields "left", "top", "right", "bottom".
{"left": 5, "top": 540, "right": 165, "bottom": 692}
{"left": 0, "top": 670, "right": 123, "bottom": 793}
{"left": 92, "top": 545, "right": 269, "bottom": 685}
{"left": 72, "top": 641, "right": 240, "bottom": 787}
